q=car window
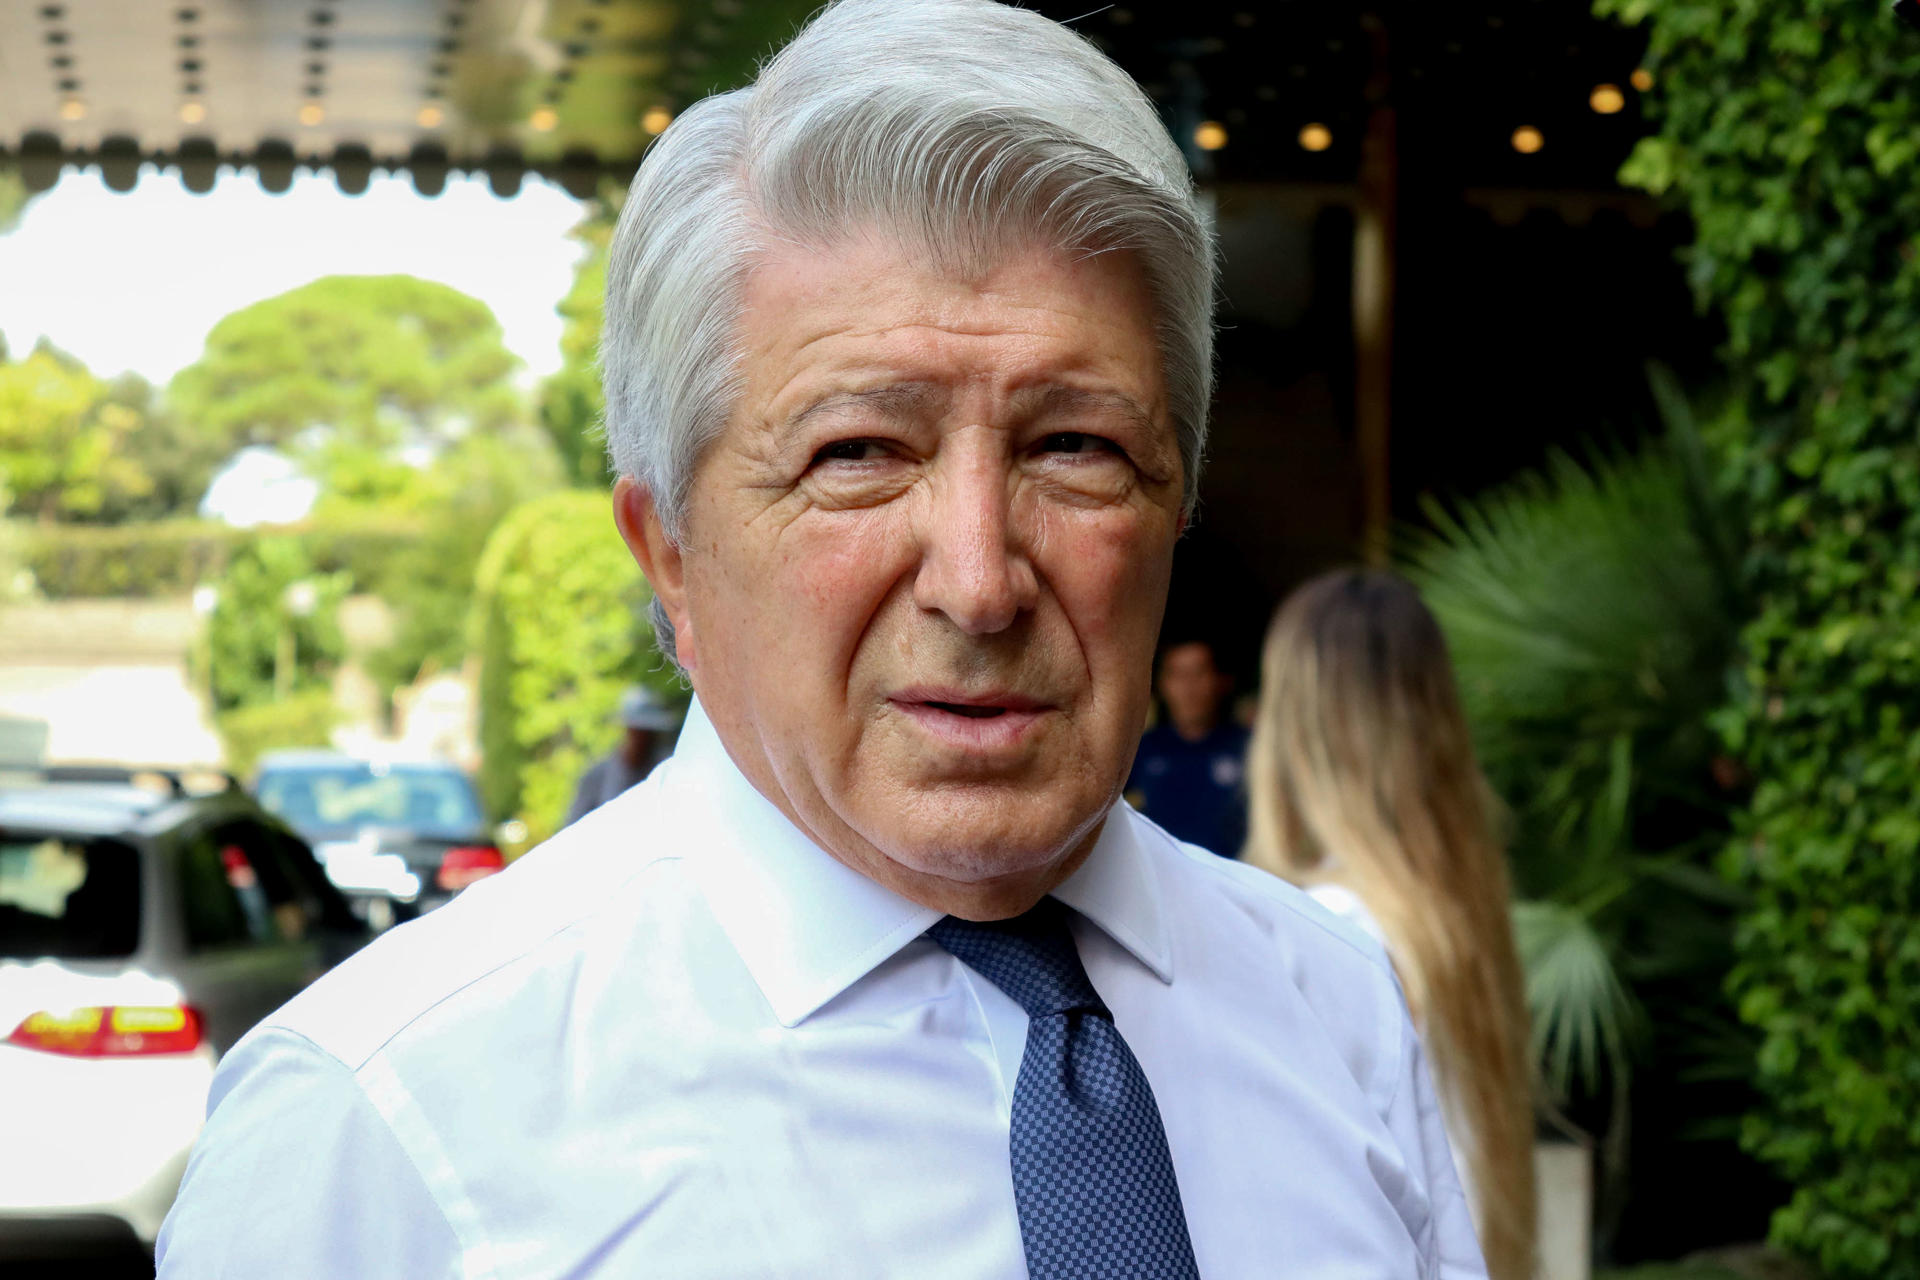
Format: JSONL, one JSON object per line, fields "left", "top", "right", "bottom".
{"left": 177, "top": 830, "right": 259, "bottom": 950}
{"left": 257, "top": 764, "right": 483, "bottom": 839}
{"left": 266, "top": 827, "right": 363, "bottom": 934}
{"left": 218, "top": 820, "right": 326, "bottom": 942}
{"left": 181, "top": 821, "right": 331, "bottom": 950}
{"left": 0, "top": 833, "right": 142, "bottom": 959}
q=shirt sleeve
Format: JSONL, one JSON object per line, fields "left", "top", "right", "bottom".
{"left": 156, "top": 1027, "right": 463, "bottom": 1280}
{"left": 1385, "top": 1020, "right": 1489, "bottom": 1280}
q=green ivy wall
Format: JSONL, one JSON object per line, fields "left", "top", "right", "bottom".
{"left": 1595, "top": 2, "right": 1920, "bottom": 1273}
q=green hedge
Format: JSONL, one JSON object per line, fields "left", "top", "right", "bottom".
{"left": 15, "top": 515, "right": 423, "bottom": 599}
{"left": 216, "top": 691, "right": 340, "bottom": 778}
{"left": 471, "top": 490, "right": 677, "bottom": 842}
{"left": 1598, "top": 2, "right": 1920, "bottom": 1275}
{"left": 19, "top": 519, "right": 244, "bottom": 597}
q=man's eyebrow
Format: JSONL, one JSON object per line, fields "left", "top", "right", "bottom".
{"left": 1025, "top": 384, "right": 1159, "bottom": 431}
{"left": 786, "top": 384, "right": 941, "bottom": 433}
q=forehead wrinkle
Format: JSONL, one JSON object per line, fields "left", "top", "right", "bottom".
{"left": 791, "top": 383, "right": 943, "bottom": 427}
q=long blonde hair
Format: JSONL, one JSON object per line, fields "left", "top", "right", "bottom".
{"left": 1244, "top": 569, "right": 1535, "bottom": 1280}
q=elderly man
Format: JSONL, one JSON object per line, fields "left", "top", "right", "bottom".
{"left": 157, "top": 1, "right": 1485, "bottom": 1276}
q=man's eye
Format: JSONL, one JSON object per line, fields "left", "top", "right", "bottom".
{"left": 1038, "top": 432, "right": 1122, "bottom": 457}
{"left": 813, "top": 439, "right": 889, "bottom": 464}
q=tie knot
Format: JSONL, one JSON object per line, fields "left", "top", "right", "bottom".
{"left": 926, "top": 898, "right": 1108, "bottom": 1020}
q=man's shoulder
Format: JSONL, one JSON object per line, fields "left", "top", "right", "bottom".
{"left": 1144, "top": 813, "right": 1392, "bottom": 976}
{"left": 1122, "top": 807, "right": 1404, "bottom": 1007}
{"left": 262, "top": 769, "right": 691, "bottom": 1070}
{"left": 1125, "top": 808, "right": 1412, "bottom": 1106}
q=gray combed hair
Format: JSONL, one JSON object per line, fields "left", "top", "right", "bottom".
{"left": 601, "top": 0, "right": 1217, "bottom": 659}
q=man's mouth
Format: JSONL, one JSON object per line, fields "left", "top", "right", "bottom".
{"left": 889, "top": 689, "right": 1051, "bottom": 749}
{"left": 925, "top": 701, "right": 1008, "bottom": 719}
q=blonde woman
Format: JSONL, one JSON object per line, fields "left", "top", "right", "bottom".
{"left": 1244, "top": 569, "right": 1537, "bottom": 1280}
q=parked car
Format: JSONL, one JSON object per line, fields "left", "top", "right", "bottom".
{"left": 0, "top": 768, "right": 368, "bottom": 1259}
{"left": 252, "top": 751, "right": 503, "bottom": 929}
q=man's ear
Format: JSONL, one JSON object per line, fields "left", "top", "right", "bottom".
{"left": 613, "top": 477, "right": 696, "bottom": 673}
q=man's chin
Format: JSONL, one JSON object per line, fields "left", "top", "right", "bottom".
{"left": 857, "top": 806, "right": 1110, "bottom": 913}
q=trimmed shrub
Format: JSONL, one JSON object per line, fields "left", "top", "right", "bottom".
{"left": 471, "top": 490, "right": 676, "bottom": 841}
{"left": 201, "top": 537, "right": 348, "bottom": 715}
{"left": 19, "top": 519, "right": 245, "bottom": 598}
{"left": 1596, "top": 1, "right": 1920, "bottom": 1274}
{"left": 17, "top": 515, "right": 422, "bottom": 600}
{"left": 217, "top": 691, "right": 340, "bottom": 779}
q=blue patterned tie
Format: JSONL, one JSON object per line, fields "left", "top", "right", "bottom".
{"left": 928, "top": 898, "right": 1201, "bottom": 1279}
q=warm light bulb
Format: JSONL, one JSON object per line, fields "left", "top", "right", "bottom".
{"left": 180, "top": 100, "right": 207, "bottom": 124}
{"left": 1589, "top": 83, "right": 1625, "bottom": 115}
{"left": 59, "top": 97, "right": 87, "bottom": 121}
{"left": 1298, "top": 122, "right": 1332, "bottom": 152}
{"left": 1193, "top": 120, "right": 1228, "bottom": 152}
{"left": 299, "top": 102, "right": 326, "bottom": 126}
{"left": 529, "top": 105, "right": 559, "bottom": 132}
{"left": 417, "top": 104, "right": 444, "bottom": 128}
{"left": 641, "top": 106, "right": 673, "bottom": 135}
{"left": 1630, "top": 68, "right": 1654, "bottom": 92}
{"left": 1511, "top": 125, "right": 1544, "bottom": 154}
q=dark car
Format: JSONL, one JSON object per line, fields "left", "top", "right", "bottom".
{"left": 0, "top": 767, "right": 368, "bottom": 1258}
{"left": 252, "top": 751, "right": 504, "bottom": 929}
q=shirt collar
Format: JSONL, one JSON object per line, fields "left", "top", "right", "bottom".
{"left": 1052, "top": 807, "right": 1175, "bottom": 986}
{"left": 669, "top": 698, "right": 1174, "bottom": 1027}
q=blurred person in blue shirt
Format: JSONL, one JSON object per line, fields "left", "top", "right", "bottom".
{"left": 1127, "top": 637, "right": 1250, "bottom": 856}
{"left": 562, "top": 685, "right": 680, "bottom": 828}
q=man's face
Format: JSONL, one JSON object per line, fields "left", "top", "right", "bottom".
{"left": 619, "top": 234, "right": 1183, "bottom": 918}
{"left": 1158, "top": 642, "right": 1228, "bottom": 738}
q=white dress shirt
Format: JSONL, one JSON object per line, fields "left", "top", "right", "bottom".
{"left": 157, "top": 700, "right": 1485, "bottom": 1279}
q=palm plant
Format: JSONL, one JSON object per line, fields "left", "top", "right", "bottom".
{"left": 1402, "top": 369, "right": 1754, "bottom": 1236}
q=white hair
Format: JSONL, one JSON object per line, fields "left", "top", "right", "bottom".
{"left": 601, "top": 0, "right": 1216, "bottom": 659}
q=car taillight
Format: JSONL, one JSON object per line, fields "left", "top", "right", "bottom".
{"left": 436, "top": 845, "right": 504, "bottom": 891}
{"left": 6, "top": 1005, "right": 204, "bottom": 1057}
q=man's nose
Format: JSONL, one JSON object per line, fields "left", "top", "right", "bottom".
{"left": 912, "top": 449, "right": 1039, "bottom": 635}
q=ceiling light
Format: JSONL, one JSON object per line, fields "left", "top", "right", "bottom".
{"left": 180, "top": 100, "right": 207, "bottom": 124}
{"left": 58, "top": 96, "right": 86, "bottom": 121}
{"left": 1298, "top": 123, "right": 1332, "bottom": 152}
{"left": 298, "top": 102, "right": 325, "bottom": 126}
{"left": 1630, "top": 68, "right": 1654, "bottom": 92}
{"left": 417, "top": 104, "right": 444, "bottom": 128}
{"left": 1589, "top": 83, "right": 1625, "bottom": 115}
{"left": 641, "top": 106, "right": 673, "bottom": 135}
{"left": 1511, "top": 125, "right": 1544, "bottom": 154}
{"left": 1193, "top": 120, "right": 1228, "bottom": 152}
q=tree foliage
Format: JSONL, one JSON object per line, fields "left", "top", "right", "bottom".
{"left": 0, "top": 170, "right": 32, "bottom": 235}
{"left": 202, "top": 536, "right": 348, "bottom": 715}
{"left": 537, "top": 192, "right": 618, "bottom": 488}
{"left": 471, "top": 490, "right": 673, "bottom": 838}
{"left": 0, "top": 345, "right": 156, "bottom": 521}
{"left": 360, "top": 432, "right": 564, "bottom": 694}
{"left": 167, "top": 275, "right": 524, "bottom": 493}
{"left": 1594, "top": 1, "right": 1920, "bottom": 1273}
